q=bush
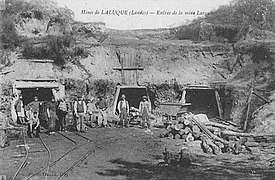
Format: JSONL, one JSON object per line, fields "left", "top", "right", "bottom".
{"left": 172, "top": 22, "right": 201, "bottom": 41}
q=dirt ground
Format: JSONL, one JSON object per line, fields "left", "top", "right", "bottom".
{"left": 1, "top": 126, "right": 275, "bottom": 180}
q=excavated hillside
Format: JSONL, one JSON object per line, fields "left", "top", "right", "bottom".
{"left": 1, "top": 10, "right": 275, "bottom": 133}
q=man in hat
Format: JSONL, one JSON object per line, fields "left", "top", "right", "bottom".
{"left": 117, "top": 94, "right": 129, "bottom": 128}
{"left": 139, "top": 95, "right": 151, "bottom": 132}
{"left": 74, "top": 95, "right": 87, "bottom": 132}
{"left": 28, "top": 96, "right": 41, "bottom": 118}
{"left": 14, "top": 94, "right": 25, "bottom": 124}
{"left": 47, "top": 96, "right": 58, "bottom": 134}
{"left": 96, "top": 96, "right": 108, "bottom": 127}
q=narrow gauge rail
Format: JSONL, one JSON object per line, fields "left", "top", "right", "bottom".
{"left": 12, "top": 132, "right": 52, "bottom": 180}
{"left": 26, "top": 131, "right": 86, "bottom": 180}
{"left": 56, "top": 131, "right": 130, "bottom": 180}
{"left": 11, "top": 130, "right": 29, "bottom": 180}
{"left": 13, "top": 128, "right": 141, "bottom": 180}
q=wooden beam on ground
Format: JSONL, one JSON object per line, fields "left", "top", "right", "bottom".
{"left": 204, "top": 122, "right": 242, "bottom": 132}
{"left": 252, "top": 91, "right": 271, "bottom": 103}
{"left": 113, "top": 67, "right": 144, "bottom": 70}
{"left": 221, "top": 130, "right": 275, "bottom": 137}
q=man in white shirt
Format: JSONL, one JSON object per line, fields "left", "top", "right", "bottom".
{"left": 74, "top": 95, "right": 87, "bottom": 132}
{"left": 117, "top": 94, "right": 129, "bottom": 128}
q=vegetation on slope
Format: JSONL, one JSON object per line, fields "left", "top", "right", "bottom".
{"left": 173, "top": 0, "right": 275, "bottom": 42}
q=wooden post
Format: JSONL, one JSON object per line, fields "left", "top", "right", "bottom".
{"left": 215, "top": 90, "right": 223, "bottom": 119}
{"left": 243, "top": 88, "right": 253, "bottom": 132}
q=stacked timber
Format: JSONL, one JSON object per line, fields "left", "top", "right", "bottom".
{"left": 159, "top": 114, "right": 258, "bottom": 155}
{"left": 160, "top": 116, "right": 200, "bottom": 142}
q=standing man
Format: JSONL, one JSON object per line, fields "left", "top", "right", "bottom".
{"left": 74, "top": 95, "right": 87, "bottom": 132}
{"left": 139, "top": 95, "right": 151, "bottom": 132}
{"left": 28, "top": 96, "right": 41, "bottom": 118}
{"left": 47, "top": 96, "right": 58, "bottom": 135}
{"left": 117, "top": 94, "right": 129, "bottom": 128}
{"left": 86, "top": 98, "right": 97, "bottom": 125}
{"left": 57, "top": 98, "right": 67, "bottom": 132}
{"left": 14, "top": 94, "right": 25, "bottom": 124}
{"left": 96, "top": 96, "right": 108, "bottom": 128}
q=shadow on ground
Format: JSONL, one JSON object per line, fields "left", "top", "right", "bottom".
{"left": 96, "top": 158, "right": 275, "bottom": 180}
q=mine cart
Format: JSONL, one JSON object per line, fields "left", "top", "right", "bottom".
{"left": 159, "top": 102, "right": 191, "bottom": 125}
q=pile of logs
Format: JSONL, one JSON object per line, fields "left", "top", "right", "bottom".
{"left": 160, "top": 114, "right": 256, "bottom": 155}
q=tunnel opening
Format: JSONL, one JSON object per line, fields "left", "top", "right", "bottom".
{"left": 185, "top": 87, "right": 220, "bottom": 119}
{"left": 20, "top": 88, "right": 53, "bottom": 105}
{"left": 113, "top": 86, "right": 150, "bottom": 115}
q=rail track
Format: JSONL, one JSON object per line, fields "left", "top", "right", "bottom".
{"left": 12, "top": 127, "right": 145, "bottom": 180}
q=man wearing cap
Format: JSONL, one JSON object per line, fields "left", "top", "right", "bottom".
{"left": 117, "top": 94, "right": 129, "bottom": 128}
{"left": 139, "top": 95, "right": 151, "bottom": 131}
{"left": 14, "top": 94, "right": 25, "bottom": 124}
{"left": 96, "top": 96, "right": 108, "bottom": 128}
{"left": 74, "top": 95, "right": 87, "bottom": 132}
{"left": 27, "top": 96, "right": 41, "bottom": 120}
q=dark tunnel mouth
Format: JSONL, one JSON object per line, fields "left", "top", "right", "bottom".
{"left": 19, "top": 88, "right": 54, "bottom": 105}
{"left": 113, "top": 86, "right": 150, "bottom": 115}
{"left": 185, "top": 88, "right": 219, "bottom": 119}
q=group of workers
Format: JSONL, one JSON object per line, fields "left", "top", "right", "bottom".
{"left": 117, "top": 94, "right": 152, "bottom": 132}
{"left": 0, "top": 93, "right": 152, "bottom": 148}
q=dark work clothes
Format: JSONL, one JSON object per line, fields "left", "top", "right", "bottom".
{"left": 76, "top": 101, "right": 85, "bottom": 113}
{"left": 47, "top": 101, "right": 58, "bottom": 111}
{"left": 47, "top": 101, "right": 58, "bottom": 132}
{"left": 28, "top": 101, "right": 40, "bottom": 113}
{"left": 28, "top": 124, "right": 40, "bottom": 138}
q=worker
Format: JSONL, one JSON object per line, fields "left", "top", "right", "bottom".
{"left": 74, "top": 95, "right": 87, "bottom": 132}
{"left": 27, "top": 111, "right": 40, "bottom": 138}
{"left": 10, "top": 94, "right": 18, "bottom": 123}
{"left": 28, "top": 96, "right": 41, "bottom": 118}
{"left": 14, "top": 94, "right": 25, "bottom": 124}
{"left": 139, "top": 95, "right": 151, "bottom": 132}
{"left": 117, "top": 94, "right": 129, "bottom": 128}
{"left": 57, "top": 98, "right": 67, "bottom": 132}
{"left": 0, "top": 104, "right": 24, "bottom": 148}
{"left": 47, "top": 96, "right": 58, "bottom": 135}
{"left": 96, "top": 96, "right": 108, "bottom": 128}
{"left": 86, "top": 98, "right": 97, "bottom": 125}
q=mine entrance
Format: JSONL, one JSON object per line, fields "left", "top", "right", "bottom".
{"left": 20, "top": 88, "right": 53, "bottom": 105}
{"left": 113, "top": 86, "right": 150, "bottom": 115}
{"left": 185, "top": 87, "right": 221, "bottom": 119}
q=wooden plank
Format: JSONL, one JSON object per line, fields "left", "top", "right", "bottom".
{"left": 221, "top": 130, "right": 275, "bottom": 137}
{"left": 204, "top": 122, "right": 242, "bottom": 132}
{"left": 113, "top": 67, "right": 144, "bottom": 70}
{"left": 159, "top": 103, "right": 191, "bottom": 106}
{"left": 243, "top": 88, "right": 253, "bottom": 132}
{"left": 191, "top": 115, "right": 230, "bottom": 144}
{"left": 215, "top": 90, "right": 223, "bottom": 118}
{"left": 252, "top": 91, "right": 271, "bottom": 103}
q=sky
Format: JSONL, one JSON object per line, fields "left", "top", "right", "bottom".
{"left": 56, "top": 0, "right": 231, "bottom": 30}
